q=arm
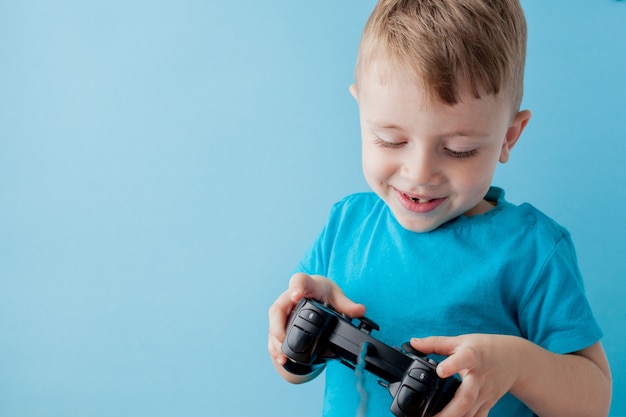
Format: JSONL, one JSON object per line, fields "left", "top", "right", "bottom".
{"left": 268, "top": 272, "right": 366, "bottom": 384}
{"left": 511, "top": 340, "right": 611, "bottom": 417}
{"left": 411, "top": 335, "right": 612, "bottom": 417}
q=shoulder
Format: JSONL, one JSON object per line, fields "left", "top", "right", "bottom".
{"left": 488, "top": 187, "right": 571, "bottom": 244}
{"left": 511, "top": 207, "right": 571, "bottom": 250}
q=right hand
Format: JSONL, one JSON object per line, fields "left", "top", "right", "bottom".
{"left": 267, "top": 272, "right": 366, "bottom": 380}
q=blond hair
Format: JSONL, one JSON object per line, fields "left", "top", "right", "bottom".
{"left": 355, "top": 0, "right": 527, "bottom": 110}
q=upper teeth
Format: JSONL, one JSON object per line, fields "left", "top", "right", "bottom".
{"left": 409, "top": 196, "right": 430, "bottom": 203}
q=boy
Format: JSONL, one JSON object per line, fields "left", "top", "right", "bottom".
{"left": 268, "top": 0, "right": 612, "bottom": 416}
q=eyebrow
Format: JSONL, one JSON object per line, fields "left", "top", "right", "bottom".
{"left": 444, "top": 130, "right": 489, "bottom": 139}
{"left": 379, "top": 123, "right": 402, "bottom": 129}
{"left": 371, "top": 123, "right": 488, "bottom": 140}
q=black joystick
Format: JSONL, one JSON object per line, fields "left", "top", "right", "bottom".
{"left": 282, "top": 298, "right": 460, "bottom": 417}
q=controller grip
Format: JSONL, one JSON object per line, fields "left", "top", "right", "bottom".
{"left": 428, "top": 376, "right": 461, "bottom": 415}
{"left": 282, "top": 360, "right": 325, "bottom": 376}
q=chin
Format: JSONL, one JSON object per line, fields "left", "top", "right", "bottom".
{"left": 383, "top": 198, "right": 447, "bottom": 233}
{"left": 394, "top": 215, "right": 443, "bottom": 233}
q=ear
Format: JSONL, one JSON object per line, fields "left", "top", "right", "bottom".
{"left": 499, "top": 109, "right": 532, "bottom": 163}
{"left": 349, "top": 83, "right": 358, "bottom": 101}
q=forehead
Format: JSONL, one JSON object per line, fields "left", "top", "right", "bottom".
{"left": 357, "top": 64, "right": 503, "bottom": 111}
{"left": 356, "top": 66, "right": 510, "bottom": 134}
{"left": 356, "top": 52, "right": 515, "bottom": 113}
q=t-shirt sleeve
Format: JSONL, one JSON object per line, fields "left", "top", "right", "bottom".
{"left": 517, "top": 232, "right": 603, "bottom": 354}
{"left": 294, "top": 226, "right": 328, "bottom": 276}
{"left": 293, "top": 199, "right": 344, "bottom": 276}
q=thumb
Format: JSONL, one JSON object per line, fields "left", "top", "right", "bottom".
{"left": 410, "top": 336, "right": 456, "bottom": 356}
{"left": 288, "top": 272, "right": 320, "bottom": 301}
{"left": 288, "top": 273, "right": 366, "bottom": 318}
{"left": 327, "top": 290, "right": 366, "bottom": 318}
{"left": 410, "top": 336, "right": 460, "bottom": 379}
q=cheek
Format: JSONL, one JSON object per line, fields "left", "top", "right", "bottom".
{"left": 362, "top": 146, "right": 393, "bottom": 182}
{"left": 453, "top": 155, "right": 499, "bottom": 192}
{"left": 361, "top": 150, "right": 377, "bottom": 184}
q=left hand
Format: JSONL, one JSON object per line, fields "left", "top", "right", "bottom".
{"left": 410, "top": 334, "right": 524, "bottom": 417}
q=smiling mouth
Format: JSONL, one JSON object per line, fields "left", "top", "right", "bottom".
{"left": 395, "top": 189, "right": 445, "bottom": 214}
{"left": 403, "top": 193, "right": 435, "bottom": 204}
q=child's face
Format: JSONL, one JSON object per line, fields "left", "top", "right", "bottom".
{"left": 351, "top": 69, "right": 530, "bottom": 233}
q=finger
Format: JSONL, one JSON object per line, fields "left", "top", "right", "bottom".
{"left": 288, "top": 272, "right": 320, "bottom": 301}
{"left": 328, "top": 293, "right": 366, "bottom": 318}
{"left": 410, "top": 336, "right": 458, "bottom": 357}
{"left": 433, "top": 379, "right": 477, "bottom": 417}
{"left": 268, "top": 333, "right": 287, "bottom": 365}
{"left": 411, "top": 336, "right": 474, "bottom": 379}
{"left": 268, "top": 289, "right": 295, "bottom": 342}
{"left": 435, "top": 346, "right": 479, "bottom": 379}
{"left": 289, "top": 273, "right": 366, "bottom": 318}
{"left": 472, "top": 402, "right": 493, "bottom": 417}
{"left": 445, "top": 391, "right": 492, "bottom": 417}
{"left": 268, "top": 290, "right": 297, "bottom": 365}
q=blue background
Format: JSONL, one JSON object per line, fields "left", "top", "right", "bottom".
{"left": 1, "top": 1, "right": 624, "bottom": 416}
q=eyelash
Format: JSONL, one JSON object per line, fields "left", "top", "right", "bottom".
{"left": 375, "top": 138, "right": 478, "bottom": 159}
{"left": 444, "top": 148, "right": 479, "bottom": 159}
{"left": 374, "top": 138, "right": 405, "bottom": 149}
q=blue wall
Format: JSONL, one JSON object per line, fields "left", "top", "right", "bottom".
{"left": 1, "top": 1, "right": 624, "bottom": 416}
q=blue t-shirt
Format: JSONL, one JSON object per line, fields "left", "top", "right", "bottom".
{"left": 295, "top": 187, "right": 603, "bottom": 417}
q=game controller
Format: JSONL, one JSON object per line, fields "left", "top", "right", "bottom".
{"left": 281, "top": 298, "right": 460, "bottom": 417}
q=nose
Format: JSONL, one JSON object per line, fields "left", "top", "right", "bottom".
{"left": 400, "top": 146, "right": 441, "bottom": 186}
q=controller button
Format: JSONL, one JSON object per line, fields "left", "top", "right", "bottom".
{"left": 401, "top": 342, "right": 426, "bottom": 358}
{"left": 409, "top": 367, "right": 434, "bottom": 386}
{"left": 357, "top": 316, "right": 380, "bottom": 334}
{"left": 397, "top": 385, "right": 427, "bottom": 414}
{"left": 287, "top": 327, "right": 315, "bottom": 353}
{"left": 299, "top": 309, "right": 324, "bottom": 327}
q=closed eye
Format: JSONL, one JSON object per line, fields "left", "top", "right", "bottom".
{"left": 444, "top": 148, "right": 478, "bottom": 159}
{"left": 374, "top": 137, "right": 405, "bottom": 149}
